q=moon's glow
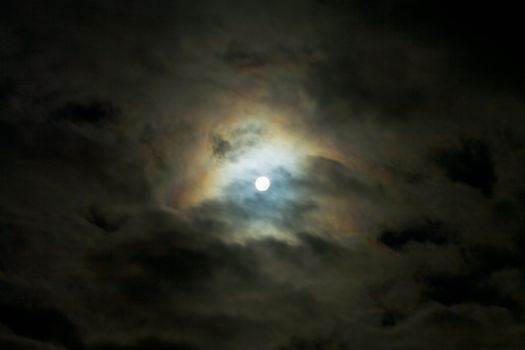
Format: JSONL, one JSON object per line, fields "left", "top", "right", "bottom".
{"left": 255, "top": 176, "right": 271, "bottom": 191}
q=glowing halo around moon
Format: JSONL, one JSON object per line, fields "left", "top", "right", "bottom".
{"left": 175, "top": 114, "right": 345, "bottom": 208}
{"left": 255, "top": 176, "right": 271, "bottom": 192}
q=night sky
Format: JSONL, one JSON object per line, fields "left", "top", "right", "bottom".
{"left": 1, "top": 1, "right": 525, "bottom": 349}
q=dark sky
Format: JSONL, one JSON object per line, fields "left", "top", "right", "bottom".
{"left": 1, "top": 1, "right": 525, "bottom": 349}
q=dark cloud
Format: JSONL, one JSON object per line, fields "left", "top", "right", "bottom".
{"left": 276, "top": 334, "right": 343, "bottom": 350}
{"left": 2, "top": 0, "right": 525, "bottom": 349}
{"left": 0, "top": 78, "right": 15, "bottom": 102}
{"left": 0, "top": 337, "right": 63, "bottom": 350}
{"left": 351, "top": 0, "right": 525, "bottom": 94}
{"left": 309, "top": 51, "right": 430, "bottom": 120}
{"left": 379, "top": 220, "right": 457, "bottom": 250}
{"left": 419, "top": 271, "right": 520, "bottom": 314}
{"left": 85, "top": 205, "right": 128, "bottom": 234}
{"left": 433, "top": 138, "right": 496, "bottom": 197}
{"left": 209, "top": 122, "right": 266, "bottom": 162}
{"left": 210, "top": 135, "right": 232, "bottom": 159}
{"left": 222, "top": 41, "right": 270, "bottom": 71}
{"left": 91, "top": 338, "right": 198, "bottom": 350}
{"left": 50, "top": 100, "right": 119, "bottom": 125}
{"left": 303, "top": 156, "right": 384, "bottom": 199}
{"left": 0, "top": 303, "right": 82, "bottom": 349}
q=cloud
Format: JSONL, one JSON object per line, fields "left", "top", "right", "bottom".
{"left": 222, "top": 41, "right": 271, "bottom": 71}
{"left": 350, "top": 0, "right": 525, "bottom": 94}
{"left": 2, "top": 1, "right": 525, "bottom": 349}
{"left": 0, "top": 300, "right": 82, "bottom": 350}
{"left": 0, "top": 336, "right": 65, "bottom": 350}
{"left": 91, "top": 338, "right": 198, "bottom": 350}
{"left": 50, "top": 101, "right": 119, "bottom": 125}
{"left": 379, "top": 220, "right": 458, "bottom": 250}
{"left": 433, "top": 138, "right": 496, "bottom": 197}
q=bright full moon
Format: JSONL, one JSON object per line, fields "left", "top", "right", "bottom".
{"left": 255, "top": 176, "right": 271, "bottom": 192}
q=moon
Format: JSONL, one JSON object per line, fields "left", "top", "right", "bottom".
{"left": 255, "top": 176, "right": 271, "bottom": 192}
